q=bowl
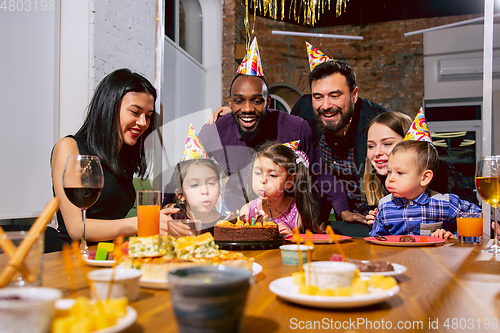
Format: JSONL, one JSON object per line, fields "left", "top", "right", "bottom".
{"left": 0, "top": 287, "right": 62, "bottom": 333}
{"left": 279, "top": 245, "right": 313, "bottom": 265}
{"left": 87, "top": 266, "right": 142, "bottom": 301}
{"left": 303, "top": 261, "right": 357, "bottom": 289}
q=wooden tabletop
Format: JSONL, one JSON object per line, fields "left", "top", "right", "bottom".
{"left": 41, "top": 239, "right": 500, "bottom": 332}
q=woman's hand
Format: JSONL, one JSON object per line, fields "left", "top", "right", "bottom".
{"left": 431, "top": 228, "right": 456, "bottom": 239}
{"left": 159, "top": 206, "right": 181, "bottom": 236}
{"left": 278, "top": 223, "right": 293, "bottom": 236}
{"left": 365, "top": 208, "right": 377, "bottom": 225}
{"left": 206, "top": 106, "right": 231, "bottom": 125}
{"left": 340, "top": 211, "right": 371, "bottom": 225}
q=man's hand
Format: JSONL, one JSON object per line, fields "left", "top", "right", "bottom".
{"left": 206, "top": 106, "right": 231, "bottom": 125}
{"left": 340, "top": 211, "right": 371, "bottom": 225}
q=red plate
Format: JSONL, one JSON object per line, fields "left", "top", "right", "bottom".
{"left": 364, "top": 235, "right": 445, "bottom": 246}
{"left": 285, "top": 234, "right": 352, "bottom": 244}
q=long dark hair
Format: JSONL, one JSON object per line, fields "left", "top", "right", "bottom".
{"left": 76, "top": 69, "right": 157, "bottom": 178}
{"left": 248, "top": 141, "right": 320, "bottom": 232}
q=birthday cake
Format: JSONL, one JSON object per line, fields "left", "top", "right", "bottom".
{"left": 214, "top": 217, "right": 281, "bottom": 242}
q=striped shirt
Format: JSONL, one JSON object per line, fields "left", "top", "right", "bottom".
{"left": 319, "top": 134, "right": 369, "bottom": 214}
{"left": 370, "top": 191, "right": 481, "bottom": 236}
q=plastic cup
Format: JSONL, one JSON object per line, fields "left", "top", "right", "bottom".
{"left": 0, "top": 231, "right": 44, "bottom": 287}
{"left": 167, "top": 219, "right": 202, "bottom": 238}
{"left": 137, "top": 190, "right": 161, "bottom": 237}
{"left": 457, "top": 212, "right": 483, "bottom": 244}
{"left": 168, "top": 266, "right": 252, "bottom": 333}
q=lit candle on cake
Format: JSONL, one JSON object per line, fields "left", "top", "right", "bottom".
{"left": 236, "top": 210, "right": 240, "bottom": 223}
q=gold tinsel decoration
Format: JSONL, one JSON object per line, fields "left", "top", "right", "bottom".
{"left": 243, "top": 0, "right": 349, "bottom": 45}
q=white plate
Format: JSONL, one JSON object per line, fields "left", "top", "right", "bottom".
{"left": 139, "top": 262, "right": 263, "bottom": 290}
{"left": 358, "top": 262, "right": 407, "bottom": 277}
{"left": 55, "top": 299, "right": 137, "bottom": 333}
{"left": 84, "top": 258, "right": 116, "bottom": 267}
{"left": 253, "top": 262, "right": 263, "bottom": 276}
{"left": 269, "top": 276, "right": 399, "bottom": 308}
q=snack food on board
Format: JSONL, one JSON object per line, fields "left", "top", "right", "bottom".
{"left": 120, "top": 233, "right": 253, "bottom": 281}
{"left": 214, "top": 215, "right": 281, "bottom": 242}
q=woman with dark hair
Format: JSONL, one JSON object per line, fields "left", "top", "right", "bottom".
{"left": 51, "top": 69, "right": 178, "bottom": 248}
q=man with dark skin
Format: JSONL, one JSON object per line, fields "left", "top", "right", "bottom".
{"left": 162, "top": 74, "right": 349, "bottom": 217}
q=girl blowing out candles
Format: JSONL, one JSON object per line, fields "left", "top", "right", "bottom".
{"left": 239, "top": 141, "right": 320, "bottom": 235}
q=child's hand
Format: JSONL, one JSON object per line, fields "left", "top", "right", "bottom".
{"left": 431, "top": 228, "right": 456, "bottom": 239}
{"left": 365, "top": 208, "right": 377, "bottom": 225}
{"left": 278, "top": 223, "right": 293, "bottom": 236}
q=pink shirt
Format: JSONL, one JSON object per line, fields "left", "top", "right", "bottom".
{"left": 247, "top": 197, "right": 299, "bottom": 230}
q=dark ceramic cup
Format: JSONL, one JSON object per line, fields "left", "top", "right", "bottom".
{"left": 168, "top": 266, "right": 252, "bottom": 333}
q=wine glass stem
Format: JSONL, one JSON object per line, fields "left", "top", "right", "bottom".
{"left": 493, "top": 207, "right": 499, "bottom": 248}
{"left": 81, "top": 209, "right": 88, "bottom": 256}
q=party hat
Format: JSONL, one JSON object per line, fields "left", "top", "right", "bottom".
{"left": 237, "top": 37, "right": 264, "bottom": 76}
{"left": 404, "top": 108, "right": 432, "bottom": 142}
{"left": 306, "top": 41, "right": 331, "bottom": 71}
{"left": 181, "top": 124, "right": 208, "bottom": 161}
{"left": 282, "top": 140, "right": 300, "bottom": 151}
{"left": 282, "top": 140, "right": 309, "bottom": 168}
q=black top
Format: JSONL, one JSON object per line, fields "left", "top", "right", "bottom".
{"left": 55, "top": 134, "right": 136, "bottom": 245}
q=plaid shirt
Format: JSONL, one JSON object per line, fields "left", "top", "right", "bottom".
{"left": 370, "top": 191, "right": 481, "bottom": 236}
{"left": 319, "top": 134, "right": 369, "bottom": 215}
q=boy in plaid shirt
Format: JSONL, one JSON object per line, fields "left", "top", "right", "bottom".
{"left": 370, "top": 140, "right": 481, "bottom": 238}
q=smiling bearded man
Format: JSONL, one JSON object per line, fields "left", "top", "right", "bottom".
{"left": 291, "top": 57, "right": 387, "bottom": 237}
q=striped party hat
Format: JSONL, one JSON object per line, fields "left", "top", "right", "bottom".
{"left": 237, "top": 37, "right": 264, "bottom": 76}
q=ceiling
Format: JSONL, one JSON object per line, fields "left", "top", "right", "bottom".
{"left": 255, "top": 0, "right": 487, "bottom": 27}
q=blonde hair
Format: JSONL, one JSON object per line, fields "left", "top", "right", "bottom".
{"left": 362, "top": 111, "right": 412, "bottom": 206}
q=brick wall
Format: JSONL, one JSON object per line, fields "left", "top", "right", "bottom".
{"left": 222, "top": 1, "right": 480, "bottom": 117}
{"left": 92, "top": 0, "right": 155, "bottom": 88}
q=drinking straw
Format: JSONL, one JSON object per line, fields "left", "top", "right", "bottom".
{"left": 0, "top": 226, "right": 36, "bottom": 282}
{"left": 71, "top": 241, "right": 102, "bottom": 305}
{"left": 62, "top": 243, "right": 77, "bottom": 298}
{"left": 0, "top": 197, "right": 59, "bottom": 288}
{"left": 325, "top": 225, "right": 347, "bottom": 262}
{"left": 305, "top": 230, "right": 315, "bottom": 287}
{"left": 291, "top": 227, "right": 304, "bottom": 273}
{"left": 107, "top": 236, "right": 124, "bottom": 300}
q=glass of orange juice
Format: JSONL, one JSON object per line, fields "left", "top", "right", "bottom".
{"left": 137, "top": 190, "right": 161, "bottom": 237}
{"left": 457, "top": 212, "right": 482, "bottom": 244}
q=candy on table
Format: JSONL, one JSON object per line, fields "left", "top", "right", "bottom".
{"left": 94, "top": 248, "right": 108, "bottom": 261}
{"left": 97, "top": 242, "right": 115, "bottom": 252}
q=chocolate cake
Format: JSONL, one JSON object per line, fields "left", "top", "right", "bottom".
{"left": 214, "top": 220, "right": 281, "bottom": 242}
{"left": 399, "top": 235, "right": 416, "bottom": 242}
{"left": 348, "top": 259, "right": 394, "bottom": 272}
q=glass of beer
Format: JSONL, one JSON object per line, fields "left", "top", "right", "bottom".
{"left": 137, "top": 190, "right": 161, "bottom": 237}
{"left": 457, "top": 212, "right": 482, "bottom": 244}
{"left": 475, "top": 156, "right": 500, "bottom": 253}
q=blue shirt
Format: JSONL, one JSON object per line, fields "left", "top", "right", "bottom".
{"left": 369, "top": 191, "right": 481, "bottom": 236}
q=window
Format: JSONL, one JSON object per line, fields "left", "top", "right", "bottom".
{"left": 165, "top": 0, "right": 202, "bottom": 64}
{"left": 425, "top": 98, "right": 482, "bottom": 190}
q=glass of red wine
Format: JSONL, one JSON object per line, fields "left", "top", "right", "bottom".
{"left": 62, "top": 155, "right": 104, "bottom": 256}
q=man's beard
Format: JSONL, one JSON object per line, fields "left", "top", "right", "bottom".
{"left": 315, "top": 99, "right": 355, "bottom": 136}
{"left": 232, "top": 112, "right": 266, "bottom": 142}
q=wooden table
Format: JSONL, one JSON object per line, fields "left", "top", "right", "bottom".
{"left": 42, "top": 239, "right": 500, "bottom": 332}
